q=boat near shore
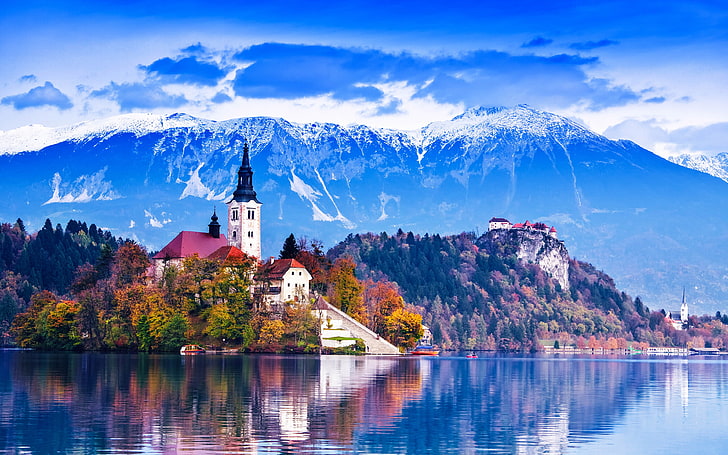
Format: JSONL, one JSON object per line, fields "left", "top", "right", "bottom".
{"left": 410, "top": 345, "right": 440, "bottom": 356}
{"left": 180, "top": 344, "right": 206, "bottom": 355}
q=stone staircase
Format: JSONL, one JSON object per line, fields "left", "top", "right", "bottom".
{"left": 314, "top": 297, "right": 401, "bottom": 355}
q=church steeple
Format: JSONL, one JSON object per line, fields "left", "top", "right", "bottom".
{"left": 208, "top": 208, "right": 220, "bottom": 238}
{"left": 226, "top": 139, "right": 262, "bottom": 259}
{"left": 232, "top": 141, "right": 259, "bottom": 203}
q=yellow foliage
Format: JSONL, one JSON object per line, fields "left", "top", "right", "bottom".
{"left": 384, "top": 309, "right": 424, "bottom": 349}
{"left": 258, "top": 319, "right": 285, "bottom": 344}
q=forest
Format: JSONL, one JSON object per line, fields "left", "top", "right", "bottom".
{"left": 1, "top": 220, "right": 421, "bottom": 352}
{"left": 328, "top": 230, "right": 728, "bottom": 350}
{"left": 3, "top": 218, "right": 728, "bottom": 351}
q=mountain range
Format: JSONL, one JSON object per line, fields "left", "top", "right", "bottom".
{"left": 668, "top": 153, "right": 728, "bottom": 183}
{"left": 1, "top": 105, "right": 727, "bottom": 312}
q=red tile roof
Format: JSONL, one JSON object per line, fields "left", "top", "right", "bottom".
{"left": 206, "top": 245, "right": 248, "bottom": 262}
{"left": 153, "top": 231, "right": 228, "bottom": 260}
{"left": 266, "top": 258, "right": 307, "bottom": 279}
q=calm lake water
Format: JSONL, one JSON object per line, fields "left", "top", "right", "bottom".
{"left": 2, "top": 351, "right": 728, "bottom": 454}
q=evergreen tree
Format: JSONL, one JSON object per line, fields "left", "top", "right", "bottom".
{"left": 279, "top": 233, "right": 300, "bottom": 259}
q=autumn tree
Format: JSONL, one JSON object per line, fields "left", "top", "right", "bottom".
{"left": 384, "top": 308, "right": 424, "bottom": 350}
{"left": 11, "top": 290, "right": 82, "bottom": 350}
{"left": 282, "top": 300, "right": 319, "bottom": 346}
{"left": 10, "top": 290, "right": 57, "bottom": 348}
{"left": 112, "top": 242, "right": 151, "bottom": 288}
{"left": 294, "top": 237, "right": 330, "bottom": 294}
{"left": 176, "top": 255, "right": 220, "bottom": 312}
{"left": 327, "top": 257, "right": 366, "bottom": 325}
{"left": 203, "top": 254, "right": 256, "bottom": 347}
{"left": 258, "top": 319, "right": 285, "bottom": 344}
{"left": 363, "top": 280, "right": 405, "bottom": 335}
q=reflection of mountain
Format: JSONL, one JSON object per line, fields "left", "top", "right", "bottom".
{"left": 0, "top": 352, "right": 720, "bottom": 453}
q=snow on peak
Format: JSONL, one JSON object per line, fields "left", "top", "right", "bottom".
{"left": 415, "top": 105, "right": 592, "bottom": 147}
{"left": 450, "top": 105, "right": 583, "bottom": 133}
{"left": 0, "top": 112, "right": 204, "bottom": 156}
{"left": 0, "top": 106, "right": 599, "bottom": 157}
{"left": 668, "top": 153, "right": 728, "bottom": 183}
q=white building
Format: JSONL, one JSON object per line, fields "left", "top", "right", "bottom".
{"left": 488, "top": 217, "right": 558, "bottom": 239}
{"left": 667, "top": 291, "right": 689, "bottom": 330}
{"left": 261, "top": 258, "right": 312, "bottom": 308}
{"left": 488, "top": 217, "right": 512, "bottom": 231}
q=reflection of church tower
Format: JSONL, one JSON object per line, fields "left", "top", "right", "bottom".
{"left": 227, "top": 141, "right": 262, "bottom": 259}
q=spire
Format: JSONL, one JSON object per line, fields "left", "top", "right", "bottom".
{"left": 231, "top": 140, "right": 260, "bottom": 203}
{"left": 680, "top": 287, "right": 689, "bottom": 324}
{"left": 208, "top": 207, "right": 221, "bottom": 238}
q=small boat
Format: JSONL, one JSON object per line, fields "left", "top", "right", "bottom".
{"left": 410, "top": 345, "right": 440, "bottom": 356}
{"left": 466, "top": 353, "right": 478, "bottom": 358}
{"left": 180, "top": 344, "right": 205, "bottom": 355}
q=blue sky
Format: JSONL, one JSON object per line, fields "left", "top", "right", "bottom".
{"left": 1, "top": 0, "right": 727, "bottom": 157}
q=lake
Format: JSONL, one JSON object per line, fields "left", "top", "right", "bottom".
{"left": 1, "top": 351, "right": 728, "bottom": 454}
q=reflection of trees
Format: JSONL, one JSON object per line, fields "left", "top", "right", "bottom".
{"left": 355, "top": 356, "right": 688, "bottom": 453}
{"left": 5, "top": 353, "right": 724, "bottom": 453}
{"left": 2, "top": 353, "right": 424, "bottom": 453}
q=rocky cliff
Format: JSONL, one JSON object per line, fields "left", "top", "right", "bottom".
{"left": 478, "top": 228, "right": 570, "bottom": 290}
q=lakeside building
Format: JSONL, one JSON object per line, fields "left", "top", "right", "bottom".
{"left": 148, "top": 141, "right": 397, "bottom": 353}
{"left": 152, "top": 142, "right": 262, "bottom": 274}
{"left": 257, "top": 258, "right": 313, "bottom": 311}
{"left": 151, "top": 141, "right": 314, "bottom": 312}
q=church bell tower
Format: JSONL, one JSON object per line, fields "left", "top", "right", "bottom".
{"left": 680, "top": 288, "right": 689, "bottom": 325}
{"left": 226, "top": 141, "right": 262, "bottom": 259}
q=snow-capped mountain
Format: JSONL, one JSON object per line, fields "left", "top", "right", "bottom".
{"left": 667, "top": 153, "right": 728, "bottom": 183}
{"left": 2, "top": 105, "right": 727, "bottom": 311}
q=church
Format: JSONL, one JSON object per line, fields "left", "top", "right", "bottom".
{"left": 151, "top": 142, "right": 312, "bottom": 306}
{"left": 666, "top": 290, "right": 689, "bottom": 331}
{"left": 152, "top": 141, "right": 261, "bottom": 271}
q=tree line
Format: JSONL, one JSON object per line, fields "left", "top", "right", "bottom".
{"left": 8, "top": 218, "right": 726, "bottom": 352}
{"left": 328, "top": 229, "right": 728, "bottom": 350}
{"left": 3, "top": 220, "right": 421, "bottom": 352}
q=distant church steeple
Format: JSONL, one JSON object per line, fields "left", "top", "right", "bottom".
{"left": 226, "top": 140, "right": 262, "bottom": 259}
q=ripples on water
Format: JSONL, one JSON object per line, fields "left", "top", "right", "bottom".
{"left": 2, "top": 351, "right": 728, "bottom": 454}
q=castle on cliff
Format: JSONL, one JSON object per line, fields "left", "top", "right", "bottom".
{"left": 488, "top": 217, "right": 558, "bottom": 239}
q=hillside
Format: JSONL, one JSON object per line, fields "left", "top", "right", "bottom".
{"left": 2, "top": 106, "right": 728, "bottom": 310}
{"left": 328, "top": 228, "right": 656, "bottom": 350}
{"left": 0, "top": 218, "right": 122, "bottom": 331}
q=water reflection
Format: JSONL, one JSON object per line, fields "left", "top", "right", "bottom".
{"left": 2, "top": 352, "right": 728, "bottom": 454}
